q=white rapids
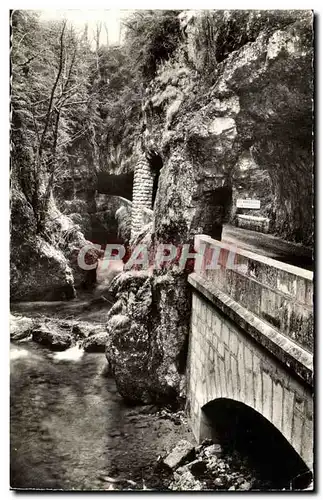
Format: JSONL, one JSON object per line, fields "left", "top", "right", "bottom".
{"left": 10, "top": 347, "right": 30, "bottom": 361}
{"left": 52, "top": 345, "right": 84, "bottom": 362}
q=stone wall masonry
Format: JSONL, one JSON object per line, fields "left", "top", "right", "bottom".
{"left": 131, "top": 156, "right": 155, "bottom": 237}
{"left": 187, "top": 287, "right": 314, "bottom": 470}
{"left": 236, "top": 214, "right": 270, "bottom": 233}
{"left": 194, "top": 235, "right": 313, "bottom": 352}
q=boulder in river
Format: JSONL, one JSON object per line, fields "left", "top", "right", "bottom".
{"left": 10, "top": 314, "right": 34, "bottom": 341}
{"left": 82, "top": 332, "right": 109, "bottom": 352}
{"left": 32, "top": 326, "right": 72, "bottom": 351}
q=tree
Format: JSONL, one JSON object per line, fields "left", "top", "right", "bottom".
{"left": 122, "top": 10, "right": 182, "bottom": 81}
{"left": 11, "top": 10, "right": 180, "bottom": 234}
{"left": 11, "top": 11, "right": 94, "bottom": 232}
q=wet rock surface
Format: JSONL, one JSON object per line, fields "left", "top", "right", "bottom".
{"left": 32, "top": 327, "right": 73, "bottom": 351}
{"left": 10, "top": 314, "right": 34, "bottom": 341}
{"left": 106, "top": 271, "right": 190, "bottom": 405}
{"left": 83, "top": 332, "right": 110, "bottom": 352}
{"left": 10, "top": 311, "right": 109, "bottom": 353}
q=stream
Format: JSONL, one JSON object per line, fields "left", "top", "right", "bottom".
{"left": 10, "top": 341, "right": 194, "bottom": 491}
{"left": 10, "top": 298, "right": 311, "bottom": 491}
{"left": 10, "top": 298, "right": 193, "bottom": 491}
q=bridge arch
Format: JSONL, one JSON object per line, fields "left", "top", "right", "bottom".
{"left": 187, "top": 251, "right": 314, "bottom": 474}
{"left": 199, "top": 397, "right": 312, "bottom": 489}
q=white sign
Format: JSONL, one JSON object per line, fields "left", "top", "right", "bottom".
{"left": 236, "top": 198, "right": 261, "bottom": 209}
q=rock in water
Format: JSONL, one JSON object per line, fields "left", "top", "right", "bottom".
{"left": 163, "top": 440, "right": 195, "bottom": 470}
{"left": 32, "top": 327, "right": 72, "bottom": 351}
{"left": 82, "top": 332, "right": 109, "bottom": 352}
{"left": 10, "top": 314, "right": 34, "bottom": 341}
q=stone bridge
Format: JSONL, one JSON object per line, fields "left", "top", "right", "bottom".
{"left": 186, "top": 235, "right": 313, "bottom": 472}
{"left": 99, "top": 152, "right": 314, "bottom": 475}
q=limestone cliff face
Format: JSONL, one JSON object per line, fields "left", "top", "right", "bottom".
{"left": 106, "top": 10, "right": 313, "bottom": 404}
{"left": 10, "top": 186, "right": 101, "bottom": 301}
{"left": 145, "top": 10, "right": 313, "bottom": 246}
{"left": 106, "top": 271, "right": 190, "bottom": 404}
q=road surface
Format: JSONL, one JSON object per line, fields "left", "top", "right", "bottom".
{"left": 222, "top": 225, "right": 313, "bottom": 271}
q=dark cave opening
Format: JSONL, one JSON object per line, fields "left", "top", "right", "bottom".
{"left": 146, "top": 149, "right": 163, "bottom": 208}
{"left": 194, "top": 186, "right": 233, "bottom": 241}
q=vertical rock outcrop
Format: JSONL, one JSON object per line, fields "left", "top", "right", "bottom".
{"left": 10, "top": 186, "right": 102, "bottom": 301}
{"left": 106, "top": 270, "right": 191, "bottom": 404}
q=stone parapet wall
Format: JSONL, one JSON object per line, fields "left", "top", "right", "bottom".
{"left": 194, "top": 235, "right": 313, "bottom": 352}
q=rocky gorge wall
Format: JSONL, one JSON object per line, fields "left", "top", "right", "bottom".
{"left": 147, "top": 10, "right": 313, "bottom": 246}
{"left": 106, "top": 10, "right": 313, "bottom": 405}
{"left": 10, "top": 131, "right": 132, "bottom": 301}
{"left": 10, "top": 179, "right": 102, "bottom": 301}
{"left": 54, "top": 158, "right": 131, "bottom": 246}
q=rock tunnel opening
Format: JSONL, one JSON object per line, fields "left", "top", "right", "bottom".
{"left": 146, "top": 149, "right": 163, "bottom": 208}
{"left": 200, "top": 398, "right": 312, "bottom": 490}
{"left": 194, "top": 186, "right": 233, "bottom": 241}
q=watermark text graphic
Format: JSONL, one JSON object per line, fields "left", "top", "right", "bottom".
{"left": 77, "top": 243, "right": 247, "bottom": 273}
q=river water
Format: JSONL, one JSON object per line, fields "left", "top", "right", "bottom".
{"left": 10, "top": 341, "right": 192, "bottom": 491}
{"left": 10, "top": 298, "right": 311, "bottom": 491}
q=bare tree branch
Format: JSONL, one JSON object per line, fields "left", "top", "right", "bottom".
{"left": 37, "top": 20, "right": 67, "bottom": 161}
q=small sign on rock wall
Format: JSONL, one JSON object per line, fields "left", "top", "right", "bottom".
{"left": 236, "top": 198, "right": 261, "bottom": 209}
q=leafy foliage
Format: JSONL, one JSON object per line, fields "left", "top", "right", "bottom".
{"left": 123, "top": 10, "right": 182, "bottom": 81}
{"left": 11, "top": 10, "right": 95, "bottom": 230}
{"left": 89, "top": 45, "right": 142, "bottom": 172}
{"left": 191, "top": 10, "right": 306, "bottom": 77}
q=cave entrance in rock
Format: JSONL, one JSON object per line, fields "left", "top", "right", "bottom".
{"left": 200, "top": 398, "right": 311, "bottom": 490}
{"left": 198, "top": 186, "right": 232, "bottom": 241}
{"left": 146, "top": 149, "right": 163, "bottom": 208}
